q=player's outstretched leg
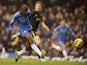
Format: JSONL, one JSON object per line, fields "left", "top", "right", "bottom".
{"left": 25, "top": 33, "right": 46, "bottom": 59}
{"left": 15, "top": 51, "right": 19, "bottom": 62}
{"left": 11, "top": 32, "right": 20, "bottom": 46}
{"left": 61, "top": 44, "right": 69, "bottom": 61}
{"left": 15, "top": 47, "right": 26, "bottom": 62}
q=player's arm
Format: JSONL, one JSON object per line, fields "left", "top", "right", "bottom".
{"left": 8, "top": 17, "right": 16, "bottom": 39}
{"left": 8, "top": 14, "right": 17, "bottom": 33}
{"left": 52, "top": 27, "right": 58, "bottom": 41}
{"left": 26, "top": 9, "right": 31, "bottom": 15}
{"left": 8, "top": 19, "right": 15, "bottom": 33}
{"left": 40, "top": 21, "right": 50, "bottom": 32}
{"left": 68, "top": 26, "right": 77, "bottom": 39}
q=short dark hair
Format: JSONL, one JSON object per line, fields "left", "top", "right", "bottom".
{"left": 35, "top": 1, "right": 42, "bottom": 5}
{"left": 20, "top": 4, "right": 28, "bottom": 11}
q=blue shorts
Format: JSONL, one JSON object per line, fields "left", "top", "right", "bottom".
{"left": 19, "top": 29, "right": 32, "bottom": 38}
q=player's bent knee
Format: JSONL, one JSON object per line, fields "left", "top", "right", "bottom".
{"left": 25, "top": 34, "right": 30, "bottom": 39}
{"left": 33, "top": 36, "right": 41, "bottom": 45}
{"left": 25, "top": 33, "right": 33, "bottom": 43}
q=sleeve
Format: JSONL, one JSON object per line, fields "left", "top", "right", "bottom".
{"left": 68, "top": 26, "right": 77, "bottom": 39}
{"left": 54, "top": 26, "right": 60, "bottom": 32}
{"left": 30, "top": 11, "right": 35, "bottom": 23}
{"left": 8, "top": 15, "right": 17, "bottom": 33}
{"left": 52, "top": 27, "right": 59, "bottom": 40}
{"left": 30, "top": 11, "right": 34, "bottom": 17}
{"left": 52, "top": 28, "right": 57, "bottom": 36}
{"left": 26, "top": 9, "right": 31, "bottom": 15}
{"left": 28, "top": 9, "right": 31, "bottom": 14}
{"left": 27, "top": 10, "right": 32, "bottom": 23}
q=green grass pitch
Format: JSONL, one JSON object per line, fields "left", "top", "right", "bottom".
{"left": 0, "top": 58, "right": 87, "bottom": 65}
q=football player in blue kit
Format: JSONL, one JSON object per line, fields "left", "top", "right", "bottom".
{"left": 8, "top": 4, "right": 45, "bottom": 62}
{"left": 52, "top": 19, "right": 77, "bottom": 60}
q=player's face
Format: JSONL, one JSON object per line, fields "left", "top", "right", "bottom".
{"left": 61, "top": 20, "right": 65, "bottom": 26}
{"left": 20, "top": 7, "right": 27, "bottom": 15}
{"left": 35, "top": 3, "right": 42, "bottom": 12}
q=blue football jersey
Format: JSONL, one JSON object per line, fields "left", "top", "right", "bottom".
{"left": 8, "top": 11, "right": 32, "bottom": 33}
{"left": 53, "top": 25, "right": 77, "bottom": 43}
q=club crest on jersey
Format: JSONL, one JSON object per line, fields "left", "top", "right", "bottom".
{"left": 19, "top": 17, "right": 27, "bottom": 22}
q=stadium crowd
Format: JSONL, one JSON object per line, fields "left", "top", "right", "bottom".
{"left": 0, "top": 0, "right": 87, "bottom": 58}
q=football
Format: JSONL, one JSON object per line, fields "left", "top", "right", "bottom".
{"left": 74, "top": 38, "right": 84, "bottom": 48}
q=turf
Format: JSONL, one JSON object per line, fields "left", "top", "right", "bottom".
{"left": 0, "top": 58, "right": 87, "bottom": 65}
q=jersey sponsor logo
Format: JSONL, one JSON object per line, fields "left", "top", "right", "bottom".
{"left": 59, "top": 28, "right": 68, "bottom": 33}
{"left": 18, "top": 17, "right": 28, "bottom": 22}
{"left": 36, "top": 18, "right": 42, "bottom": 22}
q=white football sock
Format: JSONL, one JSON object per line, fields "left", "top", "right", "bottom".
{"left": 62, "top": 49, "right": 67, "bottom": 58}
{"left": 18, "top": 47, "right": 26, "bottom": 56}
{"left": 54, "top": 45, "right": 61, "bottom": 51}
{"left": 31, "top": 43, "right": 42, "bottom": 57}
